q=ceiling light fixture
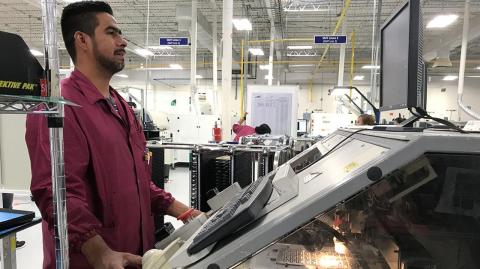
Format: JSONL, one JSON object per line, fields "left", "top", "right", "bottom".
{"left": 290, "top": 64, "right": 314, "bottom": 67}
{"left": 362, "top": 65, "right": 380, "bottom": 69}
{"left": 443, "top": 75, "right": 458, "bottom": 81}
{"left": 30, "top": 49, "right": 44, "bottom": 57}
{"left": 259, "top": 64, "right": 271, "bottom": 70}
{"left": 427, "top": 14, "right": 458, "bottom": 29}
{"left": 287, "top": 45, "right": 313, "bottom": 50}
{"left": 114, "top": 74, "right": 128, "bottom": 78}
{"left": 249, "top": 48, "right": 264, "bottom": 56}
{"left": 233, "top": 18, "right": 252, "bottom": 31}
{"left": 284, "top": 4, "right": 329, "bottom": 12}
{"left": 196, "top": 75, "right": 203, "bottom": 79}
{"left": 264, "top": 75, "right": 274, "bottom": 80}
{"left": 353, "top": 75, "right": 365, "bottom": 81}
{"left": 135, "top": 48, "right": 154, "bottom": 57}
{"left": 148, "top": 46, "right": 173, "bottom": 50}
{"left": 169, "top": 64, "right": 183, "bottom": 70}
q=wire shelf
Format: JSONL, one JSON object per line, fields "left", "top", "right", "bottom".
{"left": 0, "top": 94, "right": 79, "bottom": 114}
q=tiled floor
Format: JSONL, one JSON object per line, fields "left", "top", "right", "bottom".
{"left": 8, "top": 166, "right": 191, "bottom": 268}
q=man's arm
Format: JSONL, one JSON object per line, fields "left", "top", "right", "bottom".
{"left": 149, "top": 182, "right": 201, "bottom": 221}
{"left": 237, "top": 112, "right": 248, "bottom": 125}
{"left": 165, "top": 200, "right": 202, "bottom": 219}
{"left": 82, "top": 235, "right": 141, "bottom": 268}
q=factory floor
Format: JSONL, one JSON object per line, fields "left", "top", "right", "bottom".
{"left": 6, "top": 167, "right": 191, "bottom": 268}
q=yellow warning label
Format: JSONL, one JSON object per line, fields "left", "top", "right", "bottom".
{"left": 0, "top": 80, "right": 36, "bottom": 91}
{"left": 344, "top": 162, "right": 359, "bottom": 173}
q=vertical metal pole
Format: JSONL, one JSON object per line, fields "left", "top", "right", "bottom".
{"left": 457, "top": 0, "right": 470, "bottom": 121}
{"left": 349, "top": 31, "right": 356, "bottom": 87}
{"left": 239, "top": 40, "right": 245, "bottom": 116}
{"left": 41, "top": 0, "right": 68, "bottom": 268}
{"left": 212, "top": 16, "right": 218, "bottom": 114}
{"left": 144, "top": 0, "right": 151, "bottom": 110}
{"left": 229, "top": 148, "right": 234, "bottom": 185}
{"left": 268, "top": 24, "right": 275, "bottom": 86}
{"left": 2, "top": 235, "right": 16, "bottom": 269}
{"left": 221, "top": 0, "right": 233, "bottom": 140}
{"left": 191, "top": 0, "right": 198, "bottom": 114}
{"left": 337, "top": 21, "right": 347, "bottom": 87}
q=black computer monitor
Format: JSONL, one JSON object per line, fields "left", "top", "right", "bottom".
{"left": 380, "top": 0, "right": 425, "bottom": 111}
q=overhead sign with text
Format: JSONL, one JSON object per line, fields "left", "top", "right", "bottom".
{"left": 314, "top": 35, "right": 347, "bottom": 44}
{"left": 160, "top": 37, "right": 189, "bottom": 46}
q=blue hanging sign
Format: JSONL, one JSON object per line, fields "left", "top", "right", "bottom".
{"left": 314, "top": 35, "right": 347, "bottom": 44}
{"left": 160, "top": 37, "right": 189, "bottom": 46}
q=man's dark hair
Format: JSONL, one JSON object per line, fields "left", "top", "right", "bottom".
{"left": 61, "top": 1, "right": 113, "bottom": 63}
{"left": 255, "top": 124, "right": 271, "bottom": 135}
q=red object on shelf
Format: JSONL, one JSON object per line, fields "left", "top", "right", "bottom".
{"left": 213, "top": 122, "right": 222, "bottom": 143}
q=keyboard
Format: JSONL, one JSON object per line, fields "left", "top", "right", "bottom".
{"left": 187, "top": 174, "right": 274, "bottom": 255}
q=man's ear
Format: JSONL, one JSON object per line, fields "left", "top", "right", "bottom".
{"left": 74, "top": 31, "right": 90, "bottom": 52}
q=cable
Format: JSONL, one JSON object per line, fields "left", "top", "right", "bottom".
{"left": 410, "top": 107, "right": 469, "bottom": 134}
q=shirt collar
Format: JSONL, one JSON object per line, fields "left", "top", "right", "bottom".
{"left": 69, "top": 69, "right": 116, "bottom": 105}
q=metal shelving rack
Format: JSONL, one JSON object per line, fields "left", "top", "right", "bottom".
{"left": 0, "top": 94, "right": 77, "bottom": 269}
{"left": 0, "top": 0, "right": 73, "bottom": 268}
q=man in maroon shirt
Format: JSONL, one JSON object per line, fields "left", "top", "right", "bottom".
{"left": 25, "top": 2, "right": 199, "bottom": 268}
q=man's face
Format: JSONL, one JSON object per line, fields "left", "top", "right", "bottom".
{"left": 91, "top": 13, "right": 127, "bottom": 75}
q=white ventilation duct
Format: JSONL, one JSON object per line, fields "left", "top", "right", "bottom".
{"left": 176, "top": 5, "right": 214, "bottom": 52}
{"left": 431, "top": 49, "right": 452, "bottom": 68}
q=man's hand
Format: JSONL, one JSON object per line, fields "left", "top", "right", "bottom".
{"left": 92, "top": 249, "right": 141, "bottom": 269}
{"left": 82, "top": 235, "right": 142, "bottom": 269}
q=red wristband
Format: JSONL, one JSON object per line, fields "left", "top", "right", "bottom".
{"left": 176, "top": 208, "right": 195, "bottom": 222}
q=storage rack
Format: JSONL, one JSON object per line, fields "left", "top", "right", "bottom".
{"left": 0, "top": 95, "right": 78, "bottom": 269}
{"left": 147, "top": 142, "right": 294, "bottom": 211}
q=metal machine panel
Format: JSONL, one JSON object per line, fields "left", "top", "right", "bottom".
{"left": 164, "top": 129, "right": 480, "bottom": 268}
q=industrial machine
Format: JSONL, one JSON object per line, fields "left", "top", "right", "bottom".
{"left": 151, "top": 128, "right": 480, "bottom": 268}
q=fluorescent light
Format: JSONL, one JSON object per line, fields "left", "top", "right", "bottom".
{"left": 63, "top": 0, "right": 83, "bottom": 3}
{"left": 287, "top": 45, "right": 312, "bottom": 50}
{"left": 476, "top": 66, "right": 480, "bottom": 70}
{"left": 443, "top": 75, "right": 458, "bottom": 81}
{"left": 30, "top": 49, "right": 43, "bottom": 56}
{"left": 114, "top": 74, "right": 128, "bottom": 78}
{"left": 135, "top": 48, "right": 154, "bottom": 57}
{"left": 330, "top": 87, "right": 350, "bottom": 96}
{"left": 362, "top": 65, "right": 380, "bottom": 69}
{"left": 427, "top": 15, "right": 458, "bottom": 29}
{"left": 196, "top": 75, "right": 203, "bottom": 79}
{"left": 467, "top": 76, "right": 480, "bottom": 78}
{"left": 287, "top": 52, "right": 316, "bottom": 57}
{"left": 232, "top": 18, "right": 252, "bottom": 31}
{"left": 249, "top": 48, "right": 264, "bottom": 56}
{"left": 169, "top": 64, "right": 183, "bottom": 70}
{"left": 148, "top": 46, "right": 173, "bottom": 50}
{"left": 290, "top": 64, "right": 314, "bottom": 67}
{"left": 353, "top": 75, "right": 365, "bottom": 81}
{"left": 264, "top": 75, "right": 274, "bottom": 80}
{"left": 259, "top": 64, "right": 271, "bottom": 70}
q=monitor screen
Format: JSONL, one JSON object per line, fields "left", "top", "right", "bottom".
{"left": 297, "top": 119, "right": 307, "bottom": 133}
{"left": 380, "top": 0, "right": 423, "bottom": 111}
{"left": 381, "top": 4, "right": 410, "bottom": 110}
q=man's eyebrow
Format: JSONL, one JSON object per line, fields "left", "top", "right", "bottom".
{"left": 105, "top": 26, "right": 122, "bottom": 35}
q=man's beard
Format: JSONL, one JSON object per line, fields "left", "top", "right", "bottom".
{"left": 93, "top": 42, "right": 125, "bottom": 75}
